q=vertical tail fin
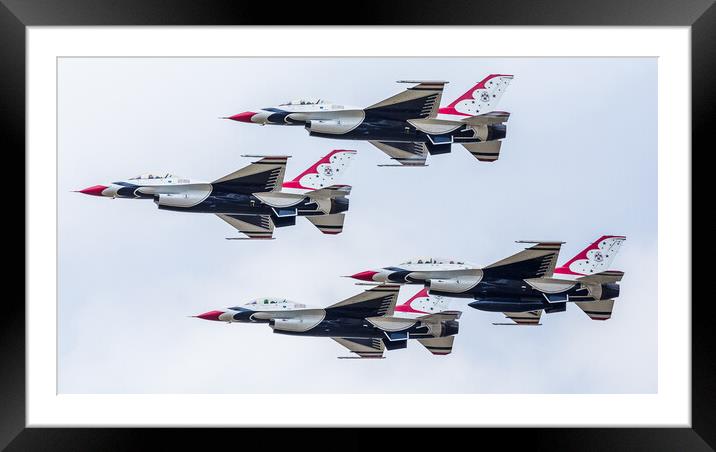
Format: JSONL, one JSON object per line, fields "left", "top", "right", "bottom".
{"left": 555, "top": 236, "right": 626, "bottom": 277}
{"left": 282, "top": 150, "right": 356, "bottom": 191}
{"left": 439, "top": 74, "right": 513, "bottom": 117}
{"left": 393, "top": 288, "right": 451, "bottom": 318}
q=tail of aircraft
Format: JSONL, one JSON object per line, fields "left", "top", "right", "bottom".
{"left": 305, "top": 212, "right": 346, "bottom": 235}
{"left": 394, "top": 288, "right": 451, "bottom": 318}
{"left": 282, "top": 150, "right": 356, "bottom": 191}
{"left": 302, "top": 184, "right": 351, "bottom": 235}
{"left": 415, "top": 311, "right": 461, "bottom": 355}
{"left": 554, "top": 235, "right": 626, "bottom": 277}
{"left": 280, "top": 150, "right": 355, "bottom": 235}
{"left": 438, "top": 74, "right": 513, "bottom": 117}
{"left": 462, "top": 141, "right": 502, "bottom": 162}
{"left": 574, "top": 299, "right": 615, "bottom": 320}
{"left": 417, "top": 336, "right": 455, "bottom": 355}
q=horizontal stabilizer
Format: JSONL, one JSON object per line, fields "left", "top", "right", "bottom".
{"left": 418, "top": 336, "right": 455, "bottom": 355}
{"left": 578, "top": 270, "right": 625, "bottom": 284}
{"left": 575, "top": 299, "right": 615, "bottom": 320}
{"left": 327, "top": 284, "right": 400, "bottom": 318}
{"left": 213, "top": 156, "right": 288, "bottom": 193}
{"left": 462, "top": 141, "right": 502, "bottom": 162}
{"left": 308, "top": 184, "right": 352, "bottom": 199}
{"left": 417, "top": 310, "right": 462, "bottom": 321}
{"left": 462, "top": 112, "right": 511, "bottom": 125}
{"left": 305, "top": 213, "right": 345, "bottom": 235}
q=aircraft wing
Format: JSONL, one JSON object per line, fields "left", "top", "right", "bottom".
{"left": 484, "top": 241, "right": 564, "bottom": 280}
{"left": 217, "top": 214, "right": 275, "bottom": 240}
{"left": 326, "top": 284, "right": 401, "bottom": 318}
{"left": 417, "top": 336, "right": 455, "bottom": 355}
{"left": 494, "top": 310, "right": 543, "bottom": 326}
{"left": 212, "top": 156, "right": 288, "bottom": 194}
{"left": 367, "top": 81, "right": 446, "bottom": 120}
{"left": 370, "top": 141, "right": 428, "bottom": 166}
{"left": 334, "top": 337, "right": 385, "bottom": 359}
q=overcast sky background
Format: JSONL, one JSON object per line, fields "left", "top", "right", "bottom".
{"left": 58, "top": 57, "right": 656, "bottom": 394}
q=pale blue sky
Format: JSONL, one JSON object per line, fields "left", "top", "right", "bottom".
{"left": 58, "top": 57, "right": 657, "bottom": 393}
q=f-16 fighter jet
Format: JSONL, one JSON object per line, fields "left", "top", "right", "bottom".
{"left": 194, "top": 285, "right": 461, "bottom": 359}
{"left": 348, "top": 235, "right": 626, "bottom": 325}
{"left": 226, "top": 74, "right": 513, "bottom": 166}
{"left": 76, "top": 149, "right": 356, "bottom": 240}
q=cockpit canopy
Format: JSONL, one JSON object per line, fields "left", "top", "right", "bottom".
{"left": 400, "top": 257, "right": 467, "bottom": 265}
{"left": 128, "top": 173, "right": 182, "bottom": 180}
{"left": 279, "top": 98, "right": 330, "bottom": 106}
{"left": 239, "top": 298, "right": 306, "bottom": 308}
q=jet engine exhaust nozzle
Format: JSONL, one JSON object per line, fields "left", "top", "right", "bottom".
{"left": 487, "top": 124, "right": 507, "bottom": 141}
{"left": 601, "top": 283, "right": 620, "bottom": 300}
{"left": 330, "top": 197, "right": 349, "bottom": 214}
{"left": 442, "top": 320, "right": 460, "bottom": 337}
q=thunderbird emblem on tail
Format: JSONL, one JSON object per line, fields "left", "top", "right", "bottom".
{"left": 225, "top": 74, "right": 513, "bottom": 166}
{"left": 76, "top": 149, "right": 357, "bottom": 240}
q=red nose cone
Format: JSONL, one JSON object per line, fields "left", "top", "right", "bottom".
{"left": 77, "top": 185, "right": 108, "bottom": 196}
{"left": 195, "top": 310, "right": 225, "bottom": 321}
{"left": 227, "top": 111, "right": 257, "bottom": 123}
{"left": 350, "top": 270, "right": 379, "bottom": 281}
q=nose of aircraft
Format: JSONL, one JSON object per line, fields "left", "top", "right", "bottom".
{"left": 349, "top": 270, "right": 380, "bottom": 282}
{"left": 226, "top": 111, "right": 258, "bottom": 123}
{"left": 76, "top": 185, "right": 109, "bottom": 196}
{"left": 194, "top": 310, "right": 226, "bottom": 321}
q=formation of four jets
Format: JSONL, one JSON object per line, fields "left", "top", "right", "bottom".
{"left": 78, "top": 74, "right": 626, "bottom": 359}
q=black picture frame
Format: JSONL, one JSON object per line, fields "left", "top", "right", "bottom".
{"left": 5, "top": 0, "right": 708, "bottom": 449}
